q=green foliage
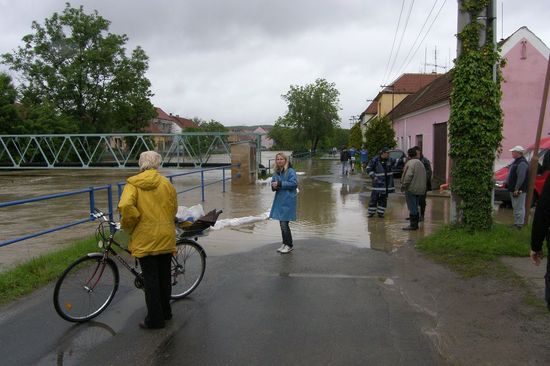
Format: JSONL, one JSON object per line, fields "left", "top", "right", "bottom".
{"left": 0, "top": 73, "right": 23, "bottom": 134}
{"left": 1, "top": 3, "right": 155, "bottom": 134}
{"left": 183, "top": 118, "right": 228, "bottom": 158}
{"left": 417, "top": 224, "right": 531, "bottom": 278}
{"left": 363, "top": 116, "right": 396, "bottom": 155}
{"left": 280, "top": 78, "right": 341, "bottom": 151}
{"left": 268, "top": 117, "right": 308, "bottom": 150}
{"left": 348, "top": 122, "right": 362, "bottom": 150}
{"left": 0, "top": 237, "right": 97, "bottom": 305}
{"left": 449, "top": 1, "right": 503, "bottom": 231}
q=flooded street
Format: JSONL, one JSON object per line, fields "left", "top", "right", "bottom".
{"left": 0, "top": 156, "right": 515, "bottom": 271}
{"left": 1, "top": 157, "right": 545, "bottom": 366}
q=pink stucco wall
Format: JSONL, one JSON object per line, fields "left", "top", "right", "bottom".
{"left": 500, "top": 39, "right": 550, "bottom": 160}
{"left": 393, "top": 103, "right": 449, "bottom": 164}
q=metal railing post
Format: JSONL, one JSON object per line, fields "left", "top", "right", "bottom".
{"left": 89, "top": 187, "right": 95, "bottom": 214}
{"left": 107, "top": 184, "right": 114, "bottom": 223}
{"left": 201, "top": 170, "right": 205, "bottom": 201}
{"left": 222, "top": 167, "right": 226, "bottom": 192}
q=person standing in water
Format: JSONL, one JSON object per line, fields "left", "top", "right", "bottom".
{"left": 270, "top": 152, "right": 298, "bottom": 254}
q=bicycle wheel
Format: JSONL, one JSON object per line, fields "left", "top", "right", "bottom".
{"left": 171, "top": 240, "right": 206, "bottom": 299}
{"left": 53, "top": 254, "right": 119, "bottom": 322}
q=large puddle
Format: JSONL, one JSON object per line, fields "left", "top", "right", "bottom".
{"left": 0, "top": 156, "right": 515, "bottom": 271}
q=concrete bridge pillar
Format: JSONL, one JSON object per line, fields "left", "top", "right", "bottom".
{"left": 231, "top": 142, "right": 257, "bottom": 185}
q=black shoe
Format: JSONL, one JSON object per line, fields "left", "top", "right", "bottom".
{"left": 368, "top": 213, "right": 375, "bottom": 218}
{"left": 377, "top": 213, "right": 384, "bottom": 218}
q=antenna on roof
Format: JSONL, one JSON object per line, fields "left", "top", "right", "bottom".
{"left": 425, "top": 46, "right": 447, "bottom": 74}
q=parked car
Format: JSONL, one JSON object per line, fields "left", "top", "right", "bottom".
{"left": 494, "top": 137, "right": 550, "bottom": 206}
{"left": 388, "top": 149, "right": 407, "bottom": 178}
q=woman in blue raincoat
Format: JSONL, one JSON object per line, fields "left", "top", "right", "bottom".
{"left": 270, "top": 152, "right": 298, "bottom": 254}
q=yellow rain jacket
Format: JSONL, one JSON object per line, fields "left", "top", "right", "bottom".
{"left": 118, "top": 169, "right": 177, "bottom": 258}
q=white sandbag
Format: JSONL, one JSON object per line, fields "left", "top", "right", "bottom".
{"left": 212, "top": 211, "right": 270, "bottom": 230}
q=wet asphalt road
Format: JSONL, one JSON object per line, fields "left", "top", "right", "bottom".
{"left": 0, "top": 238, "right": 441, "bottom": 366}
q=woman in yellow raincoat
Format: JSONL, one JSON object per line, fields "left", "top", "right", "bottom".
{"left": 118, "top": 151, "right": 177, "bottom": 329}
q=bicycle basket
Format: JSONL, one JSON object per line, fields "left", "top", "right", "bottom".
{"left": 176, "top": 209, "right": 222, "bottom": 237}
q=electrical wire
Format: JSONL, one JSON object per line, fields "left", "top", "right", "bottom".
{"left": 385, "top": 0, "right": 416, "bottom": 85}
{"left": 393, "top": 0, "right": 440, "bottom": 78}
{"left": 381, "top": 0, "right": 406, "bottom": 86}
{"left": 390, "top": 0, "right": 447, "bottom": 81}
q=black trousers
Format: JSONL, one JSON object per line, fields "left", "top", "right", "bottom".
{"left": 280, "top": 221, "right": 293, "bottom": 247}
{"left": 139, "top": 253, "right": 172, "bottom": 327}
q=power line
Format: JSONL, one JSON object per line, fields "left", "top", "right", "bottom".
{"left": 385, "top": 0, "right": 416, "bottom": 85}
{"left": 381, "top": 0, "right": 406, "bottom": 85}
{"left": 389, "top": 0, "right": 448, "bottom": 81}
{"left": 393, "top": 0, "right": 440, "bottom": 77}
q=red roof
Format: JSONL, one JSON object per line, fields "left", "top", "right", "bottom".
{"left": 385, "top": 73, "right": 441, "bottom": 94}
{"left": 155, "top": 107, "right": 176, "bottom": 122}
{"left": 172, "top": 115, "right": 197, "bottom": 129}
{"left": 387, "top": 72, "right": 452, "bottom": 120}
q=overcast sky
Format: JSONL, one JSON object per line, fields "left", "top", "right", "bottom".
{"left": 0, "top": 1, "right": 548, "bottom": 127}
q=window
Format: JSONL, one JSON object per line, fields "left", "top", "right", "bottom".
{"left": 416, "top": 135, "right": 423, "bottom": 150}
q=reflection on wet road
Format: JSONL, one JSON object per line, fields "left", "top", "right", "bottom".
{"left": 0, "top": 157, "right": 515, "bottom": 271}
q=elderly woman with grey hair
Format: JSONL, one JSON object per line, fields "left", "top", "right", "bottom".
{"left": 118, "top": 151, "right": 178, "bottom": 329}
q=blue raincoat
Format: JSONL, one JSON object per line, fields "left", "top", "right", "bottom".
{"left": 269, "top": 167, "right": 298, "bottom": 221}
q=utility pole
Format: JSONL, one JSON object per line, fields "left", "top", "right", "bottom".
{"left": 525, "top": 56, "right": 550, "bottom": 224}
{"left": 451, "top": 0, "right": 494, "bottom": 224}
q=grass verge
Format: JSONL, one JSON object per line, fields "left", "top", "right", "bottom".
{"left": 0, "top": 237, "right": 97, "bottom": 305}
{"left": 416, "top": 223, "right": 533, "bottom": 278}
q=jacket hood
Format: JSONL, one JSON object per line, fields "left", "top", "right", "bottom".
{"left": 127, "top": 169, "right": 162, "bottom": 191}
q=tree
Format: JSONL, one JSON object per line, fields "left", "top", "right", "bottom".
{"left": 182, "top": 118, "right": 228, "bottom": 158}
{"left": 268, "top": 117, "right": 308, "bottom": 150}
{"left": 364, "top": 117, "right": 396, "bottom": 156}
{"left": 280, "top": 78, "right": 341, "bottom": 152}
{"left": 1, "top": 3, "right": 155, "bottom": 134}
{"left": 348, "top": 122, "right": 363, "bottom": 149}
{"left": 0, "top": 73, "right": 22, "bottom": 134}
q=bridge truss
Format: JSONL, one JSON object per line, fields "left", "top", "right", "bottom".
{"left": 0, "top": 132, "right": 262, "bottom": 169}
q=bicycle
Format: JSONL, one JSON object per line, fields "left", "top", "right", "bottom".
{"left": 53, "top": 208, "right": 221, "bottom": 322}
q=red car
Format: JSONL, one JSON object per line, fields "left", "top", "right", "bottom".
{"left": 494, "top": 137, "right": 550, "bottom": 205}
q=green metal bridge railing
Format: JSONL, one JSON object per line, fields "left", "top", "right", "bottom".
{"left": 0, "top": 132, "right": 262, "bottom": 169}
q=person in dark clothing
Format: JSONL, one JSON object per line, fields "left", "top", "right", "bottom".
{"left": 506, "top": 145, "right": 529, "bottom": 229}
{"left": 413, "top": 146, "right": 432, "bottom": 221}
{"left": 366, "top": 147, "right": 395, "bottom": 218}
{"left": 340, "top": 147, "right": 351, "bottom": 175}
{"left": 530, "top": 174, "right": 550, "bottom": 311}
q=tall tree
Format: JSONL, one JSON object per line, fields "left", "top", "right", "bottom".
{"left": 268, "top": 117, "right": 308, "bottom": 150}
{"left": 363, "top": 116, "right": 396, "bottom": 156}
{"left": 348, "top": 122, "right": 363, "bottom": 149}
{"left": 1, "top": 3, "right": 155, "bottom": 133}
{"left": 0, "top": 73, "right": 22, "bottom": 134}
{"left": 281, "top": 78, "right": 341, "bottom": 152}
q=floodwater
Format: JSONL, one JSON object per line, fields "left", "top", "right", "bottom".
{"left": 0, "top": 154, "right": 515, "bottom": 272}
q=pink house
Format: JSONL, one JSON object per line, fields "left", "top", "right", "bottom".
{"left": 390, "top": 27, "right": 550, "bottom": 187}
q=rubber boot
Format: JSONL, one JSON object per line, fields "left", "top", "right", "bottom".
{"left": 402, "top": 214, "right": 419, "bottom": 230}
{"left": 419, "top": 206, "right": 425, "bottom": 222}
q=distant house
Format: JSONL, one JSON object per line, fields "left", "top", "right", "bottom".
{"left": 360, "top": 73, "right": 441, "bottom": 141}
{"left": 359, "top": 101, "right": 378, "bottom": 143}
{"left": 147, "top": 107, "right": 175, "bottom": 134}
{"left": 227, "top": 125, "right": 273, "bottom": 149}
{"left": 171, "top": 115, "right": 197, "bottom": 133}
{"left": 144, "top": 107, "right": 198, "bottom": 151}
{"left": 389, "top": 27, "right": 550, "bottom": 187}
